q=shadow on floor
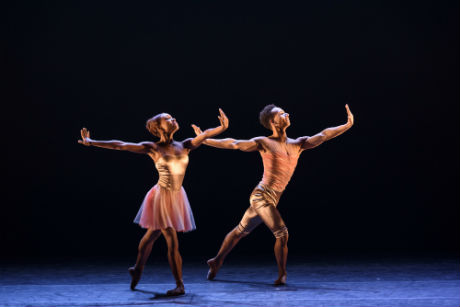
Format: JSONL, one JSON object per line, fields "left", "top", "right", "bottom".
{"left": 212, "top": 278, "right": 352, "bottom": 292}
{"left": 135, "top": 288, "right": 187, "bottom": 300}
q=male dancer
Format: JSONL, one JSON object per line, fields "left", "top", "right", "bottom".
{"left": 192, "top": 104, "right": 354, "bottom": 285}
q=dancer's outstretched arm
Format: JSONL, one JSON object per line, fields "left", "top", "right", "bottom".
{"left": 296, "top": 104, "right": 354, "bottom": 150}
{"left": 78, "top": 127, "right": 156, "bottom": 154}
{"left": 192, "top": 125, "right": 262, "bottom": 152}
{"left": 185, "top": 108, "right": 229, "bottom": 149}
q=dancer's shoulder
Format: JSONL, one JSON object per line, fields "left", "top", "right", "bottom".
{"left": 291, "top": 136, "right": 309, "bottom": 146}
{"left": 250, "top": 136, "right": 270, "bottom": 147}
{"left": 251, "top": 136, "right": 266, "bottom": 142}
{"left": 253, "top": 136, "right": 278, "bottom": 152}
{"left": 134, "top": 141, "right": 158, "bottom": 152}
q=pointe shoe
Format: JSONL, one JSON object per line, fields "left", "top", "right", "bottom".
{"left": 128, "top": 267, "right": 142, "bottom": 290}
{"left": 206, "top": 259, "right": 220, "bottom": 280}
{"left": 207, "top": 268, "right": 216, "bottom": 280}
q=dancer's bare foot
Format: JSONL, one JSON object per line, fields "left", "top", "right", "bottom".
{"left": 128, "top": 266, "right": 142, "bottom": 290}
{"left": 207, "top": 258, "right": 222, "bottom": 280}
{"left": 274, "top": 274, "right": 287, "bottom": 285}
{"left": 166, "top": 283, "right": 185, "bottom": 296}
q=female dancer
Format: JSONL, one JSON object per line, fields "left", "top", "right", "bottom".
{"left": 78, "top": 109, "right": 228, "bottom": 295}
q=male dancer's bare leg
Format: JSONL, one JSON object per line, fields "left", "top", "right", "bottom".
{"left": 161, "top": 227, "right": 185, "bottom": 296}
{"left": 129, "top": 228, "right": 161, "bottom": 290}
{"left": 274, "top": 234, "right": 288, "bottom": 285}
{"left": 254, "top": 204, "right": 289, "bottom": 285}
{"left": 207, "top": 226, "right": 248, "bottom": 280}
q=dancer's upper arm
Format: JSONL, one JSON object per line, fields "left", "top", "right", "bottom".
{"left": 233, "top": 137, "right": 263, "bottom": 152}
{"left": 295, "top": 135, "right": 326, "bottom": 151}
{"left": 116, "top": 141, "right": 158, "bottom": 154}
{"left": 202, "top": 137, "right": 263, "bottom": 152}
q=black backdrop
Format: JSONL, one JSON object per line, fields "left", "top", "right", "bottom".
{"left": 3, "top": 1, "right": 458, "bottom": 260}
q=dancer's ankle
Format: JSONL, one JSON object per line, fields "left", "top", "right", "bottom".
{"left": 209, "top": 256, "right": 222, "bottom": 265}
{"left": 135, "top": 264, "right": 144, "bottom": 271}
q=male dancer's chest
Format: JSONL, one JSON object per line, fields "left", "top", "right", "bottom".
{"left": 263, "top": 139, "right": 300, "bottom": 158}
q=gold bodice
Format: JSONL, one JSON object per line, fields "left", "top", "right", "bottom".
{"left": 154, "top": 154, "right": 189, "bottom": 191}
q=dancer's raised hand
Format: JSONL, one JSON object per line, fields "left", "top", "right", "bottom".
{"left": 217, "top": 108, "right": 229, "bottom": 130}
{"left": 191, "top": 124, "right": 203, "bottom": 136}
{"left": 298, "top": 104, "right": 354, "bottom": 150}
{"left": 345, "top": 104, "right": 354, "bottom": 126}
{"left": 78, "top": 127, "right": 92, "bottom": 146}
{"left": 186, "top": 108, "right": 229, "bottom": 149}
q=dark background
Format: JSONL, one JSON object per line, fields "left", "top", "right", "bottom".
{"left": 3, "top": 1, "right": 458, "bottom": 261}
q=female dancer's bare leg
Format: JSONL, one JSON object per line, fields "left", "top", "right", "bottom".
{"left": 161, "top": 227, "right": 185, "bottom": 296}
{"left": 129, "top": 229, "right": 161, "bottom": 290}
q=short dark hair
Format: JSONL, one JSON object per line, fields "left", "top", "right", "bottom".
{"left": 259, "top": 104, "right": 277, "bottom": 130}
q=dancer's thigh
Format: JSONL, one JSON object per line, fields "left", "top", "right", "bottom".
{"left": 237, "top": 206, "right": 263, "bottom": 234}
{"left": 253, "top": 203, "right": 286, "bottom": 232}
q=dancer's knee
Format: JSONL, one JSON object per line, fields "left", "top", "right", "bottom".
{"left": 146, "top": 230, "right": 161, "bottom": 242}
{"left": 234, "top": 225, "right": 250, "bottom": 239}
{"left": 273, "top": 226, "right": 288, "bottom": 244}
{"left": 162, "top": 228, "right": 179, "bottom": 251}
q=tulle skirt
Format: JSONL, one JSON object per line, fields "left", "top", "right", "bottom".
{"left": 134, "top": 184, "right": 196, "bottom": 232}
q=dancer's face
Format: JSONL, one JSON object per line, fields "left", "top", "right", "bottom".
{"left": 271, "top": 107, "right": 290, "bottom": 129}
{"left": 159, "top": 113, "right": 179, "bottom": 134}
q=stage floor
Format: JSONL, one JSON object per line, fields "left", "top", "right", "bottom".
{"left": 1, "top": 256, "right": 459, "bottom": 307}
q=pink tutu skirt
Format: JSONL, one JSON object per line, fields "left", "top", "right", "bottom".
{"left": 134, "top": 184, "right": 196, "bottom": 232}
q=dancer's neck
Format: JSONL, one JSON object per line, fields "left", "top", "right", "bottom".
{"left": 270, "top": 127, "right": 288, "bottom": 142}
{"left": 159, "top": 133, "right": 174, "bottom": 144}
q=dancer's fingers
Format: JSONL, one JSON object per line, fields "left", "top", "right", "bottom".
{"left": 218, "top": 109, "right": 228, "bottom": 128}
{"left": 345, "top": 105, "right": 354, "bottom": 124}
{"left": 191, "top": 124, "right": 202, "bottom": 134}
